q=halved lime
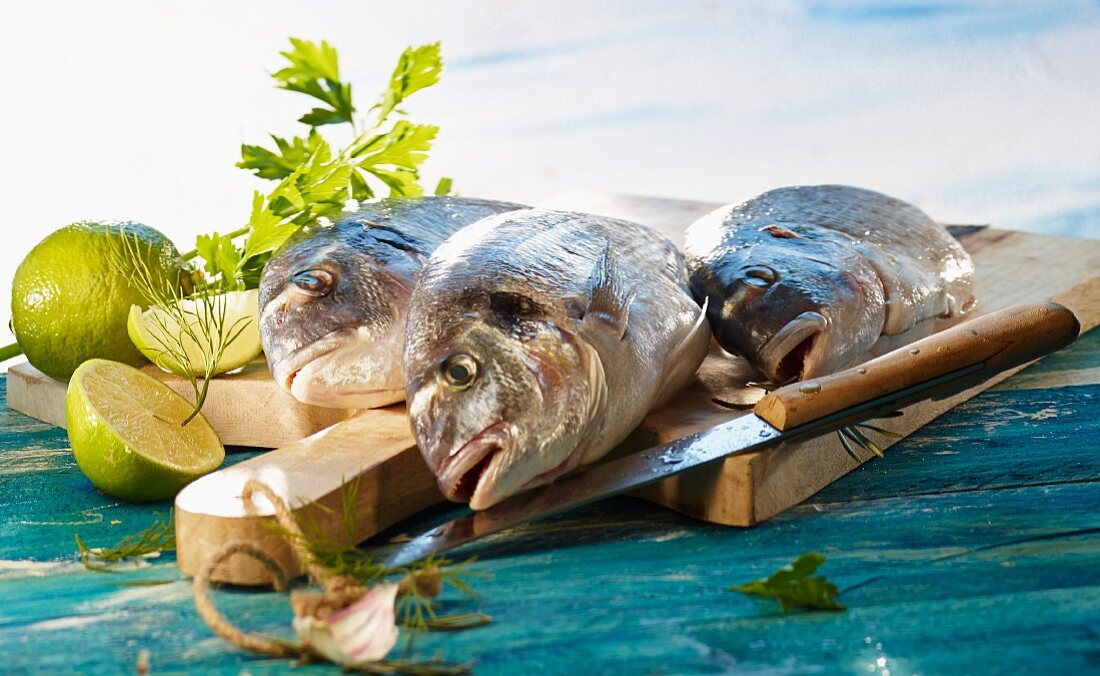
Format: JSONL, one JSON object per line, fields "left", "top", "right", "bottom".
{"left": 66, "top": 359, "right": 225, "bottom": 501}
{"left": 127, "top": 289, "right": 262, "bottom": 377}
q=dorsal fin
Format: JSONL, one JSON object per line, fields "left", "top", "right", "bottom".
{"left": 583, "top": 245, "right": 635, "bottom": 340}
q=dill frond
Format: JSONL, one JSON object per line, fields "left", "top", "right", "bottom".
{"left": 75, "top": 512, "right": 176, "bottom": 572}
{"left": 263, "top": 477, "right": 489, "bottom": 634}
{"left": 853, "top": 422, "right": 903, "bottom": 439}
{"left": 391, "top": 555, "right": 489, "bottom": 631}
{"left": 414, "top": 613, "right": 492, "bottom": 632}
{"left": 106, "top": 228, "right": 250, "bottom": 424}
{"left": 355, "top": 657, "right": 474, "bottom": 675}
{"left": 837, "top": 427, "right": 861, "bottom": 461}
{"left": 837, "top": 416, "right": 905, "bottom": 460}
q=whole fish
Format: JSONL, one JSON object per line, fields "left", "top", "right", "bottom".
{"left": 684, "top": 185, "right": 976, "bottom": 383}
{"left": 259, "top": 196, "right": 525, "bottom": 408}
{"left": 404, "top": 209, "right": 712, "bottom": 510}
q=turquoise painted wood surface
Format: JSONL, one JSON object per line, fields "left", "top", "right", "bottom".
{"left": 1, "top": 329, "right": 1098, "bottom": 674}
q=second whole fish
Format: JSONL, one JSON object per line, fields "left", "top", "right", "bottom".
{"left": 684, "top": 185, "right": 976, "bottom": 382}
{"left": 259, "top": 196, "right": 525, "bottom": 408}
{"left": 404, "top": 209, "right": 712, "bottom": 510}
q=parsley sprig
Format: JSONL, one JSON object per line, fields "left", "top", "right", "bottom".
{"left": 196, "top": 38, "right": 448, "bottom": 291}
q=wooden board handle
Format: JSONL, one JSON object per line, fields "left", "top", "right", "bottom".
{"left": 175, "top": 408, "right": 442, "bottom": 585}
{"left": 754, "top": 302, "right": 1081, "bottom": 431}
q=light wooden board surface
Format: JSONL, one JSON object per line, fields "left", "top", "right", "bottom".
{"left": 173, "top": 192, "right": 1100, "bottom": 584}
{"left": 5, "top": 360, "right": 352, "bottom": 448}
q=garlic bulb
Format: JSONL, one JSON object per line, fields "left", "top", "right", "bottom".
{"left": 293, "top": 583, "right": 399, "bottom": 666}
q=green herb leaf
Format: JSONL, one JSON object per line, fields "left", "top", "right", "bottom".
{"left": 243, "top": 190, "right": 300, "bottom": 261}
{"left": 355, "top": 120, "right": 438, "bottom": 170}
{"left": 273, "top": 38, "right": 355, "bottom": 127}
{"left": 374, "top": 42, "right": 443, "bottom": 122}
{"left": 349, "top": 170, "right": 374, "bottom": 201}
{"left": 276, "top": 37, "right": 340, "bottom": 82}
{"left": 238, "top": 130, "right": 329, "bottom": 180}
{"left": 729, "top": 552, "right": 846, "bottom": 613}
{"left": 297, "top": 157, "right": 353, "bottom": 211}
{"left": 352, "top": 120, "right": 439, "bottom": 197}
{"left": 194, "top": 232, "right": 243, "bottom": 290}
{"left": 434, "top": 177, "right": 453, "bottom": 196}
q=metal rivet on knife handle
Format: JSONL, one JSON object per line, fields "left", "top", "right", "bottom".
{"left": 753, "top": 302, "right": 1080, "bottom": 432}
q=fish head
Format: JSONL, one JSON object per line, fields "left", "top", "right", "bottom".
{"left": 406, "top": 289, "right": 603, "bottom": 510}
{"left": 259, "top": 229, "right": 412, "bottom": 408}
{"left": 703, "top": 236, "right": 883, "bottom": 382}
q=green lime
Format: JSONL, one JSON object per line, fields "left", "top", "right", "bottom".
{"left": 11, "top": 220, "right": 182, "bottom": 380}
{"left": 127, "top": 289, "right": 263, "bottom": 377}
{"left": 66, "top": 359, "right": 225, "bottom": 502}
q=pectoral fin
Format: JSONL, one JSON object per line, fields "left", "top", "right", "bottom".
{"left": 583, "top": 246, "right": 635, "bottom": 340}
{"left": 655, "top": 297, "right": 712, "bottom": 405}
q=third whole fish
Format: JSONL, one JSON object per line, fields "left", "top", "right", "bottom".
{"left": 684, "top": 185, "right": 976, "bottom": 382}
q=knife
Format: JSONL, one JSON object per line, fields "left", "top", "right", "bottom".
{"left": 385, "top": 302, "right": 1080, "bottom": 567}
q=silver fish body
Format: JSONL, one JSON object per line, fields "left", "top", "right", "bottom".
{"left": 259, "top": 196, "right": 525, "bottom": 408}
{"left": 404, "top": 208, "right": 712, "bottom": 510}
{"left": 684, "top": 185, "right": 976, "bottom": 382}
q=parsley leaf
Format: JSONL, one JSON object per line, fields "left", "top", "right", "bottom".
{"left": 729, "top": 552, "right": 846, "bottom": 613}
{"left": 273, "top": 38, "right": 355, "bottom": 126}
{"left": 243, "top": 190, "right": 299, "bottom": 260}
{"left": 350, "top": 120, "right": 439, "bottom": 197}
{"left": 237, "top": 142, "right": 353, "bottom": 279}
{"left": 374, "top": 42, "right": 443, "bottom": 122}
{"left": 238, "top": 130, "right": 329, "bottom": 180}
{"left": 194, "top": 232, "right": 244, "bottom": 291}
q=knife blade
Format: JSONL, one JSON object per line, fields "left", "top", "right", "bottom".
{"left": 385, "top": 302, "right": 1080, "bottom": 567}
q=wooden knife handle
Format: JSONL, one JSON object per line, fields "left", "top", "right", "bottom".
{"left": 753, "top": 302, "right": 1080, "bottom": 431}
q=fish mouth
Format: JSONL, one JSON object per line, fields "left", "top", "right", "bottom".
{"left": 275, "top": 326, "right": 404, "bottom": 408}
{"left": 760, "top": 311, "right": 829, "bottom": 382}
{"left": 275, "top": 328, "right": 352, "bottom": 388}
{"left": 438, "top": 422, "right": 514, "bottom": 503}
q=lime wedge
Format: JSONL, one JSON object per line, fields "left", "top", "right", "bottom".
{"left": 127, "top": 289, "right": 262, "bottom": 377}
{"left": 66, "top": 359, "right": 225, "bottom": 501}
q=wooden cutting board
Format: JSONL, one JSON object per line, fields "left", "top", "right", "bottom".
{"left": 9, "top": 193, "right": 1099, "bottom": 585}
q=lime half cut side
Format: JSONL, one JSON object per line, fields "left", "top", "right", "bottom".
{"left": 127, "top": 289, "right": 262, "bottom": 377}
{"left": 66, "top": 359, "right": 225, "bottom": 502}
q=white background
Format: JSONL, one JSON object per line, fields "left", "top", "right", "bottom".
{"left": 1, "top": 1, "right": 1098, "bottom": 341}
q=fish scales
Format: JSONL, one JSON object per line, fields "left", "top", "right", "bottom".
{"left": 259, "top": 196, "right": 526, "bottom": 409}
{"left": 685, "top": 185, "right": 976, "bottom": 382}
{"left": 404, "top": 208, "right": 711, "bottom": 510}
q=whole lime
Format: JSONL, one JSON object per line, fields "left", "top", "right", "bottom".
{"left": 11, "top": 220, "right": 182, "bottom": 380}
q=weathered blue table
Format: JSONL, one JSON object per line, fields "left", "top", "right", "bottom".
{"left": 1, "top": 327, "right": 1097, "bottom": 674}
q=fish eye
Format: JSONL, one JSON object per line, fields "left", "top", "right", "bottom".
{"left": 441, "top": 354, "right": 478, "bottom": 389}
{"left": 292, "top": 269, "right": 334, "bottom": 296}
{"left": 740, "top": 265, "right": 777, "bottom": 288}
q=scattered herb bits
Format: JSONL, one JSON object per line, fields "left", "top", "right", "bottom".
{"left": 729, "top": 552, "right": 846, "bottom": 613}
